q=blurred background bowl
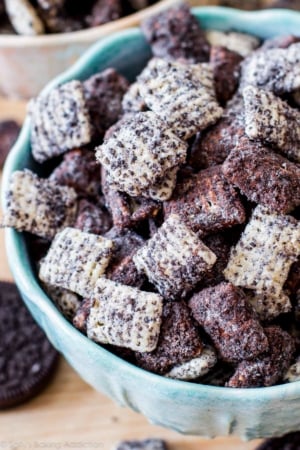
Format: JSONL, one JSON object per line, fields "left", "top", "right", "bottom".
{"left": 0, "top": 0, "right": 293, "bottom": 99}
{"left": 0, "top": 0, "right": 180, "bottom": 99}
{"left": 2, "top": 6, "right": 300, "bottom": 441}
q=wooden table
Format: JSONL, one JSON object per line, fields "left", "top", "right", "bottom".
{"left": 0, "top": 99, "right": 262, "bottom": 450}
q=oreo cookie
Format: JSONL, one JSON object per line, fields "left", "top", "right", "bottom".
{"left": 115, "top": 440, "right": 168, "bottom": 450}
{"left": 256, "top": 432, "right": 300, "bottom": 449}
{"left": 0, "top": 120, "right": 20, "bottom": 167}
{"left": 0, "top": 282, "right": 58, "bottom": 408}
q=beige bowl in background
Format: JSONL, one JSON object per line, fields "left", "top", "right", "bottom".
{"left": 0, "top": 0, "right": 183, "bottom": 99}
{"left": 0, "top": 0, "right": 283, "bottom": 99}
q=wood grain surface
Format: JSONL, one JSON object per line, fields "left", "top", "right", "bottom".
{"left": 0, "top": 100, "right": 263, "bottom": 449}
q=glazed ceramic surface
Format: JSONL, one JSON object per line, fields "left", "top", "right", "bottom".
{"left": 2, "top": 7, "right": 300, "bottom": 440}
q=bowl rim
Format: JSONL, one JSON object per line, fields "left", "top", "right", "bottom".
{"left": 0, "top": 0, "right": 175, "bottom": 47}
{"left": 2, "top": 5, "right": 300, "bottom": 402}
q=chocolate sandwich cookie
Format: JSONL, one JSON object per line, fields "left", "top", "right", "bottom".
{"left": 0, "top": 282, "right": 58, "bottom": 408}
{"left": 0, "top": 120, "right": 20, "bottom": 167}
{"left": 115, "top": 439, "right": 168, "bottom": 450}
{"left": 256, "top": 431, "right": 300, "bottom": 449}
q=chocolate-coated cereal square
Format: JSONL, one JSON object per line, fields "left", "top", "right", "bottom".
{"left": 210, "top": 46, "right": 242, "bottom": 105}
{"left": 83, "top": 68, "right": 129, "bottom": 139}
{"left": 141, "top": 3, "right": 209, "bottom": 63}
{"left": 74, "top": 199, "right": 112, "bottom": 235}
{"left": 222, "top": 136, "right": 300, "bottom": 214}
{"left": 102, "top": 170, "right": 161, "bottom": 229}
{"left": 188, "top": 282, "right": 268, "bottom": 363}
{"left": 164, "top": 165, "right": 246, "bottom": 234}
{"left": 227, "top": 326, "right": 295, "bottom": 387}
{"left": 105, "top": 228, "right": 145, "bottom": 288}
{"left": 136, "top": 300, "right": 203, "bottom": 375}
{"left": 49, "top": 148, "right": 101, "bottom": 198}
{"left": 189, "top": 95, "right": 245, "bottom": 170}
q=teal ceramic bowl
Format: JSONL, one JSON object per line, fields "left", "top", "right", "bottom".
{"left": 2, "top": 7, "right": 300, "bottom": 440}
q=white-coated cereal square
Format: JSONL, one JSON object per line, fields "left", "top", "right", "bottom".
{"left": 39, "top": 227, "right": 114, "bottom": 298}
{"left": 224, "top": 205, "right": 300, "bottom": 298}
{"left": 31, "top": 80, "right": 92, "bottom": 163}
{"left": 133, "top": 214, "right": 216, "bottom": 299}
{"left": 2, "top": 170, "right": 78, "bottom": 240}
{"left": 96, "top": 111, "right": 187, "bottom": 197}
{"left": 87, "top": 278, "right": 163, "bottom": 352}
{"left": 243, "top": 85, "right": 300, "bottom": 162}
{"left": 138, "top": 58, "right": 223, "bottom": 140}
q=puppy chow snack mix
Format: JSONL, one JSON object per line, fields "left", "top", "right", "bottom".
{"left": 4, "top": 3, "right": 300, "bottom": 389}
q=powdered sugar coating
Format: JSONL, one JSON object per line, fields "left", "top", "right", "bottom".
{"left": 83, "top": 68, "right": 129, "bottom": 139}
{"left": 3, "top": 170, "right": 78, "bottom": 240}
{"left": 87, "top": 278, "right": 163, "bottom": 352}
{"left": 164, "top": 165, "right": 246, "bottom": 234}
{"left": 49, "top": 148, "right": 102, "bottom": 198}
{"left": 133, "top": 214, "right": 216, "bottom": 300}
{"left": 227, "top": 326, "right": 295, "bottom": 388}
{"left": 138, "top": 58, "right": 223, "bottom": 140}
{"left": 141, "top": 3, "right": 209, "bottom": 64}
{"left": 96, "top": 111, "right": 187, "bottom": 197}
{"left": 210, "top": 45, "right": 243, "bottom": 105}
{"left": 189, "top": 94, "right": 245, "bottom": 170}
{"left": 39, "top": 227, "right": 114, "bottom": 298}
{"left": 189, "top": 282, "right": 268, "bottom": 363}
{"left": 243, "top": 85, "right": 300, "bottom": 162}
{"left": 224, "top": 206, "right": 300, "bottom": 298}
{"left": 222, "top": 136, "right": 300, "bottom": 214}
